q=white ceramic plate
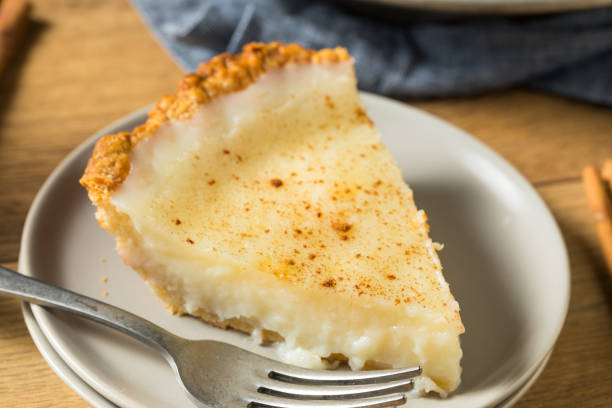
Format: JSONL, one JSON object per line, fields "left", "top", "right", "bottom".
{"left": 20, "top": 93, "right": 569, "bottom": 407}
{"left": 21, "top": 301, "right": 551, "bottom": 408}
{"left": 349, "top": 0, "right": 612, "bottom": 14}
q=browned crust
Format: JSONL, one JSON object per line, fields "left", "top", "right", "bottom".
{"left": 79, "top": 42, "right": 350, "bottom": 204}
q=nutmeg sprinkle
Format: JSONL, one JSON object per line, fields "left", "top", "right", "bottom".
{"left": 332, "top": 221, "right": 352, "bottom": 233}
{"left": 270, "top": 178, "right": 283, "bottom": 188}
{"left": 322, "top": 279, "right": 336, "bottom": 288}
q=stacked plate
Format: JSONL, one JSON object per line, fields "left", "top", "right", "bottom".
{"left": 348, "top": 0, "right": 612, "bottom": 14}
{"left": 20, "top": 94, "right": 569, "bottom": 408}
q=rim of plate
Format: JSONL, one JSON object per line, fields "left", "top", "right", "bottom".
{"left": 21, "top": 302, "right": 118, "bottom": 408}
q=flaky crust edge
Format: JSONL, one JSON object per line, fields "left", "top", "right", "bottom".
{"left": 79, "top": 42, "right": 350, "bottom": 205}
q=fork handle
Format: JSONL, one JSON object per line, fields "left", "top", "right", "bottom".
{"left": 0, "top": 265, "right": 181, "bottom": 355}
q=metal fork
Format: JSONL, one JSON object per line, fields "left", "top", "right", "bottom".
{"left": 0, "top": 265, "right": 421, "bottom": 408}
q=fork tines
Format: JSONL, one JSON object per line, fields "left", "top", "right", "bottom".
{"left": 248, "top": 366, "right": 422, "bottom": 408}
{"left": 247, "top": 392, "right": 407, "bottom": 408}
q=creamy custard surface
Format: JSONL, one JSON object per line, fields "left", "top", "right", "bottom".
{"left": 78, "top": 43, "right": 465, "bottom": 396}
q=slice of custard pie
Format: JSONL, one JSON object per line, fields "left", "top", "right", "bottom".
{"left": 80, "top": 42, "right": 464, "bottom": 396}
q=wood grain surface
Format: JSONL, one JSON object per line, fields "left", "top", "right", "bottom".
{"left": 1, "top": 1, "right": 612, "bottom": 407}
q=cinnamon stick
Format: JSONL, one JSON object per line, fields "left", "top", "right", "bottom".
{"left": 582, "top": 165, "right": 612, "bottom": 276}
{"left": 601, "top": 159, "right": 612, "bottom": 186}
{"left": 0, "top": 0, "right": 31, "bottom": 74}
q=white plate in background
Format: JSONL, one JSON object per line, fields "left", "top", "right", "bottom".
{"left": 348, "top": 0, "right": 612, "bottom": 14}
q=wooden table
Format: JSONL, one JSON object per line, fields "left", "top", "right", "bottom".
{"left": 1, "top": 1, "right": 611, "bottom": 407}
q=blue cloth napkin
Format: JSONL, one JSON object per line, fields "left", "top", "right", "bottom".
{"left": 130, "top": 0, "right": 612, "bottom": 105}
